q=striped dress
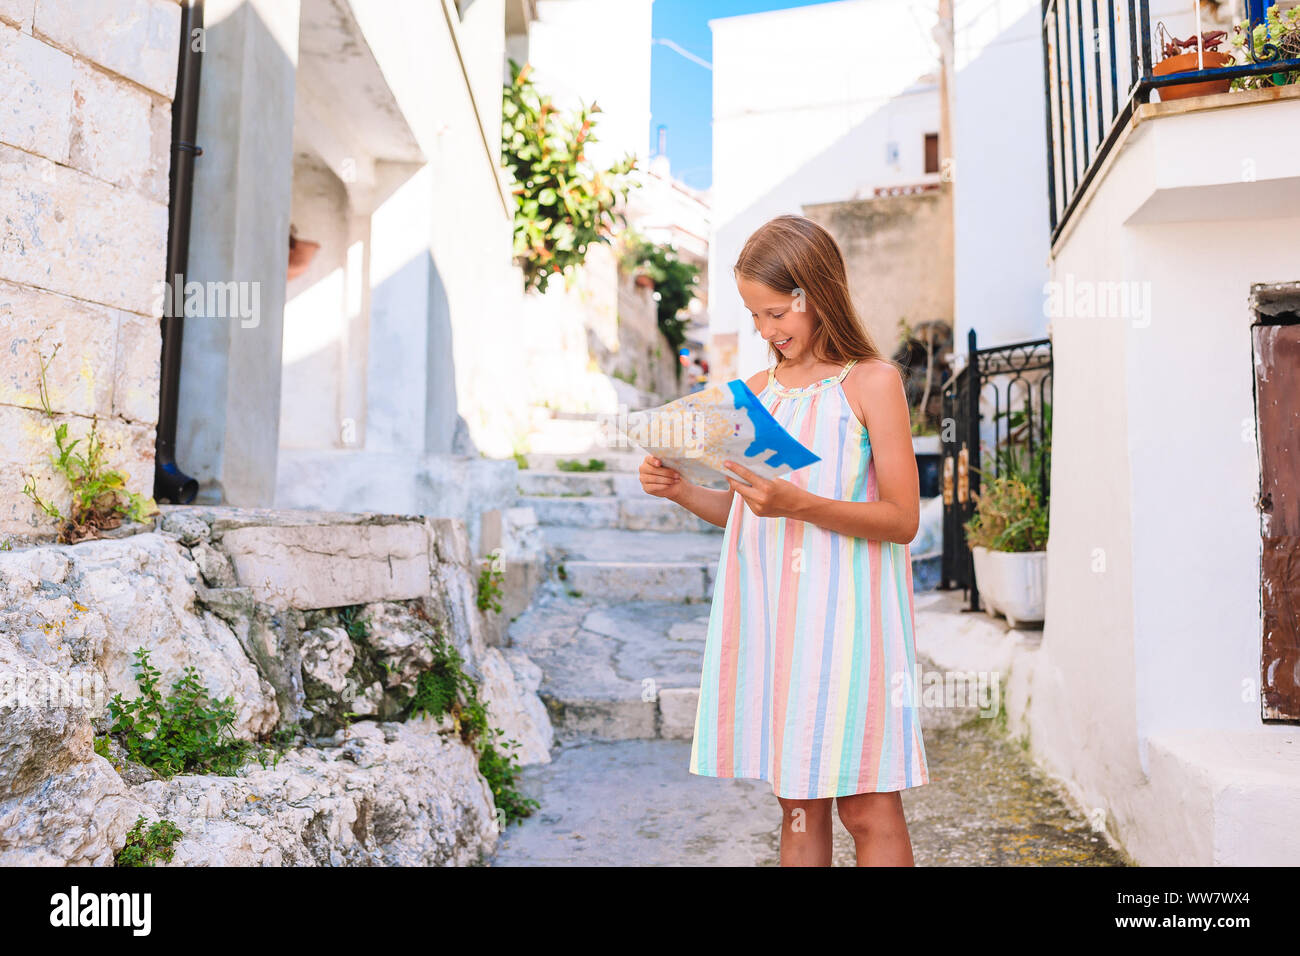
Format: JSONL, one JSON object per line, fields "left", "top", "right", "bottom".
{"left": 688, "top": 357, "right": 930, "bottom": 800}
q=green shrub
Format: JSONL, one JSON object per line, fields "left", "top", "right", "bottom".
{"left": 116, "top": 815, "right": 183, "bottom": 867}
{"left": 104, "top": 647, "right": 258, "bottom": 777}
{"left": 618, "top": 230, "right": 699, "bottom": 360}
{"left": 963, "top": 475, "right": 1048, "bottom": 552}
{"left": 502, "top": 58, "right": 638, "bottom": 293}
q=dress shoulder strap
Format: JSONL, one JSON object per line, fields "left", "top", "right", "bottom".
{"left": 835, "top": 358, "right": 859, "bottom": 382}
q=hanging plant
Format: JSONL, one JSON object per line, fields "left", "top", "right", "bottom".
{"left": 502, "top": 59, "right": 639, "bottom": 294}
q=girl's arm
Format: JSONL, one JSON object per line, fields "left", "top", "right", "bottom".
{"left": 786, "top": 361, "right": 919, "bottom": 544}
{"left": 667, "top": 479, "right": 735, "bottom": 529}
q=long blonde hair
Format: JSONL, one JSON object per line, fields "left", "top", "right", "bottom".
{"left": 734, "top": 214, "right": 888, "bottom": 371}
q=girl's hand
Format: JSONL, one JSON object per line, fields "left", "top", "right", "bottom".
{"left": 639, "top": 455, "right": 690, "bottom": 501}
{"left": 723, "top": 460, "right": 806, "bottom": 518}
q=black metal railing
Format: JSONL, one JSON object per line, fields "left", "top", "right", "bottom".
{"left": 939, "top": 331, "right": 1053, "bottom": 612}
{"left": 1043, "top": 0, "right": 1300, "bottom": 241}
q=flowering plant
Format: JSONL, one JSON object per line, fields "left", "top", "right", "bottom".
{"left": 1227, "top": 4, "right": 1300, "bottom": 89}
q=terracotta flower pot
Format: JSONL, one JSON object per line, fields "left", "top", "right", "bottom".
{"left": 287, "top": 234, "right": 320, "bottom": 280}
{"left": 1153, "top": 50, "right": 1233, "bottom": 101}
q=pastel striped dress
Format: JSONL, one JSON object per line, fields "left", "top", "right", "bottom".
{"left": 688, "top": 357, "right": 930, "bottom": 800}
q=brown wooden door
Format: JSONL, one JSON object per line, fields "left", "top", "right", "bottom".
{"left": 1254, "top": 322, "right": 1300, "bottom": 721}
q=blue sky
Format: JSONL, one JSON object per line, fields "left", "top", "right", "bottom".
{"left": 650, "top": 0, "right": 834, "bottom": 191}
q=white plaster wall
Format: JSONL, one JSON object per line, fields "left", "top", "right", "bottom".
{"left": 346, "top": 0, "right": 531, "bottom": 457}
{"left": 709, "top": 0, "right": 941, "bottom": 378}
{"left": 524, "top": 0, "right": 653, "bottom": 171}
{"left": 280, "top": 156, "right": 350, "bottom": 451}
{"left": 947, "top": 0, "right": 1244, "bottom": 356}
{"left": 952, "top": 0, "right": 1049, "bottom": 350}
{"left": 1039, "top": 98, "right": 1300, "bottom": 860}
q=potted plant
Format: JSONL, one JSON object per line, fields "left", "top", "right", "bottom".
{"left": 1227, "top": 4, "right": 1300, "bottom": 90}
{"left": 1153, "top": 22, "right": 1233, "bottom": 100}
{"left": 287, "top": 226, "right": 320, "bottom": 280}
{"left": 963, "top": 474, "right": 1049, "bottom": 627}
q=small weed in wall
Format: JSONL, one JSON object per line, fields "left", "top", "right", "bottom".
{"left": 100, "top": 647, "right": 268, "bottom": 777}
{"left": 115, "top": 816, "right": 183, "bottom": 867}
{"left": 556, "top": 458, "right": 606, "bottom": 472}
{"left": 409, "top": 638, "right": 539, "bottom": 826}
{"left": 477, "top": 562, "right": 505, "bottom": 614}
{"left": 21, "top": 346, "right": 159, "bottom": 544}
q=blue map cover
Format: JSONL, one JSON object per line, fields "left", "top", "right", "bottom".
{"left": 617, "top": 378, "right": 820, "bottom": 487}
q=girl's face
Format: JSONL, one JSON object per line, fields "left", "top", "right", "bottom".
{"left": 738, "top": 275, "right": 816, "bottom": 362}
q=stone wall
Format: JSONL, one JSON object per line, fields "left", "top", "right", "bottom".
{"left": 0, "top": 506, "right": 552, "bottom": 865}
{"left": 804, "top": 189, "right": 955, "bottom": 358}
{"left": 0, "top": 0, "right": 179, "bottom": 540}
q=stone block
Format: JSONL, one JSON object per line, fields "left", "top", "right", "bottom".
{"left": 219, "top": 519, "right": 433, "bottom": 609}
{"left": 427, "top": 516, "right": 473, "bottom": 567}
{"left": 69, "top": 57, "right": 171, "bottom": 203}
{"left": 0, "top": 280, "right": 118, "bottom": 417}
{"left": 32, "top": 0, "right": 180, "bottom": 98}
{"left": 0, "top": 0, "right": 35, "bottom": 31}
{"left": 0, "top": 22, "right": 72, "bottom": 159}
{"left": 0, "top": 142, "right": 168, "bottom": 314}
{"left": 112, "top": 310, "right": 160, "bottom": 424}
{"left": 657, "top": 686, "right": 700, "bottom": 740}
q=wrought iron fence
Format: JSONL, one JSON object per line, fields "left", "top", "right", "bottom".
{"left": 1043, "top": 0, "right": 1300, "bottom": 241}
{"left": 940, "top": 331, "right": 1053, "bottom": 611}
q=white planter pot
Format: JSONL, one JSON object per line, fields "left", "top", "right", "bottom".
{"left": 970, "top": 546, "right": 1001, "bottom": 620}
{"left": 985, "top": 549, "right": 1047, "bottom": 627}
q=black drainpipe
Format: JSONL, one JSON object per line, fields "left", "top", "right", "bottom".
{"left": 154, "top": 0, "right": 203, "bottom": 504}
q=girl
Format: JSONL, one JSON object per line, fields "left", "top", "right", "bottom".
{"left": 637, "top": 214, "right": 929, "bottom": 867}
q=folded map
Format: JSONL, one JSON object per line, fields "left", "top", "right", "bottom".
{"left": 613, "top": 378, "right": 820, "bottom": 488}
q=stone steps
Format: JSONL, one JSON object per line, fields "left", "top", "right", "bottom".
{"left": 521, "top": 494, "right": 718, "bottom": 534}
{"left": 504, "top": 599, "right": 706, "bottom": 742}
{"left": 544, "top": 526, "right": 721, "bottom": 604}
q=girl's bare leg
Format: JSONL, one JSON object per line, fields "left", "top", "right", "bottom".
{"left": 835, "top": 791, "right": 915, "bottom": 866}
{"left": 775, "top": 796, "right": 834, "bottom": 866}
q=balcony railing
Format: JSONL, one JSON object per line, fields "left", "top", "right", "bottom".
{"left": 1042, "top": 0, "right": 1300, "bottom": 241}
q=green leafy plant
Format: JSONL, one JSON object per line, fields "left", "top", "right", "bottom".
{"left": 963, "top": 475, "right": 1049, "bottom": 552}
{"left": 338, "top": 604, "right": 368, "bottom": 641}
{"left": 477, "top": 562, "right": 505, "bottom": 614}
{"left": 1228, "top": 5, "right": 1300, "bottom": 89}
{"left": 21, "top": 346, "right": 159, "bottom": 544}
{"left": 409, "top": 640, "right": 538, "bottom": 825}
{"left": 619, "top": 230, "right": 700, "bottom": 360}
{"left": 963, "top": 402, "right": 1051, "bottom": 552}
{"left": 556, "top": 458, "right": 606, "bottom": 472}
{"left": 502, "top": 59, "right": 639, "bottom": 294}
{"left": 103, "top": 647, "right": 257, "bottom": 777}
{"left": 116, "top": 815, "right": 183, "bottom": 867}
{"left": 991, "top": 402, "right": 1053, "bottom": 496}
